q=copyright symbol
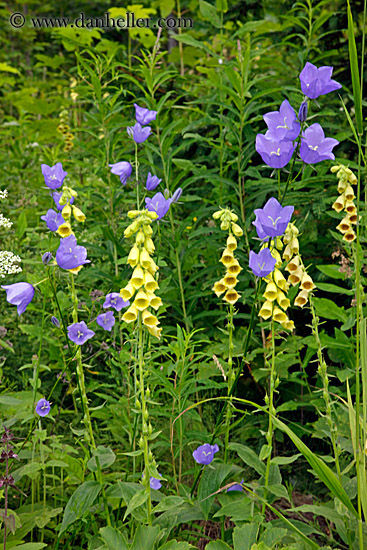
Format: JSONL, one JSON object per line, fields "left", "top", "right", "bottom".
{"left": 10, "top": 12, "right": 25, "bottom": 28}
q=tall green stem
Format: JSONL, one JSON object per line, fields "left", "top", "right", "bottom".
{"left": 224, "top": 304, "right": 234, "bottom": 464}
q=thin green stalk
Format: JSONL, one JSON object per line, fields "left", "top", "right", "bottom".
{"left": 39, "top": 420, "right": 46, "bottom": 543}
{"left": 176, "top": 0, "right": 184, "bottom": 76}
{"left": 32, "top": 295, "right": 46, "bottom": 409}
{"left": 224, "top": 304, "right": 234, "bottom": 464}
{"left": 135, "top": 142, "right": 139, "bottom": 208}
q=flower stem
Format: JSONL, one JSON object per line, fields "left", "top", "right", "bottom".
{"left": 224, "top": 304, "right": 234, "bottom": 464}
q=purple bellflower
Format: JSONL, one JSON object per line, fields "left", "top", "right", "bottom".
{"left": 41, "top": 209, "right": 65, "bottom": 232}
{"left": 255, "top": 133, "right": 295, "bottom": 169}
{"left": 299, "top": 62, "right": 342, "bottom": 99}
{"left": 109, "top": 162, "right": 133, "bottom": 185}
{"left": 134, "top": 104, "right": 157, "bottom": 125}
{"left": 67, "top": 321, "right": 95, "bottom": 345}
{"left": 193, "top": 443, "right": 219, "bottom": 465}
{"left": 299, "top": 123, "right": 339, "bottom": 164}
{"left": 253, "top": 197, "right": 294, "bottom": 238}
{"left": 298, "top": 101, "right": 308, "bottom": 122}
{"left": 1, "top": 282, "right": 35, "bottom": 315}
{"left": 56, "top": 235, "right": 90, "bottom": 270}
{"left": 150, "top": 476, "right": 162, "bottom": 490}
{"left": 52, "top": 192, "right": 75, "bottom": 211}
{"left": 249, "top": 248, "right": 276, "bottom": 278}
{"left": 172, "top": 188, "right": 183, "bottom": 203}
{"left": 146, "top": 172, "right": 161, "bottom": 191}
{"left": 145, "top": 192, "right": 172, "bottom": 220}
{"left": 263, "top": 99, "right": 300, "bottom": 141}
{"left": 41, "top": 163, "right": 67, "bottom": 190}
{"left": 103, "top": 292, "right": 129, "bottom": 311}
{"left": 227, "top": 479, "right": 244, "bottom": 492}
{"left": 42, "top": 252, "right": 52, "bottom": 265}
{"left": 36, "top": 398, "right": 51, "bottom": 417}
{"left": 127, "top": 122, "right": 151, "bottom": 144}
{"left": 96, "top": 311, "right": 115, "bottom": 332}
{"left": 51, "top": 316, "right": 60, "bottom": 327}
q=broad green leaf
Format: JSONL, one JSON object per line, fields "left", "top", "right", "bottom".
{"left": 316, "top": 283, "right": 353, "bottom": 295}
{"left": 198, "top": 463, "right": 232, "bottom": 519}
{"left": 233, "top": 523, "right": 258, "bottom": 550}
{"left": 87, "top": 446, "right": 116, "bottom": 472}
{"left": 59, "top": 480, "right": 101, "bottom": 535}
{"left": 206, "top": 542, "right": 232, "bottom": 550}
{"left": 260, "top": 526, "right": 287, "bottom": 547}
{"left": 229, "top": 442, "right": 265, "bottom": 475}
{"left": 199, "top": 0, "right": 221, "bottom": 27}
{"left": 216, "top": 0, "right": 228, "bottom": 13}
{"left": 316, "top": 264, "right": 345, "bottom": 280}
{"left": 271, "top": 453, "right": 301, "bottom": 465}
{"left": 99, "top": 526, "right": 129, "bottom": 550}
{"left": 10, "top": 545, "right": 47, "bottom": 550}
{"left": 131, "top": 525, "right": 160, "bottom": 550}
{"left": 0, "top": 62, "right": 20, "bottom": 74}
{"left": 312, "top": 297, "right": 348, "bottom": 323}
{"left": 159, "top": 541, "right": 196, "bottom": 550}
{"left": 123, "top": 489, "right": 148, "bottom": 521}
{"left": 153, "top": 496, "right": 185, "bottom": 513}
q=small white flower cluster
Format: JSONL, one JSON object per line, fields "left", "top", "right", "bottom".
{"left": 0, "top": 188, "right": 22, "bottom": 277}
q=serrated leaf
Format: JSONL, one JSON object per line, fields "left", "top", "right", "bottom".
{"left": 59, "top": 481, "right": 101, "bottom": 535}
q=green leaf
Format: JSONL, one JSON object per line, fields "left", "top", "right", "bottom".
{"left": 159, "top": 541, "right": 196, "bottom": 550}
{"left": 312, "top": 297, "right": 348, "bottom": 323}
{"left": 87, "top": 446, "right": 116, "bottom": 472}
{"left": 199, "top": 0, "right": 221, "bottom": 27}
{"left": 213, "top": 496, "right": 252, "bottom": 521}
{"left": 198, "top": 463, "right": 232, "bottom": 519}
{"left": 260, "top": 526, "right": 287, "bottom": 547}
{"left": 233, "top": 523, "right": 258, "bottom": 550}
{"left": 0, "top": 339, "right": 14, "bottom": 353}
{"left": 206, "top": 542, "right": 232, "bottom": 550}
{"left": 0, "top": 62, "right": 20, "bottom": 74}
{"left": 153, "top": 496, "right": 186, "bottom": 513}
{"left": 131, "top": 525, "right": 160, "bottom": 550}
{"left": 347, "top": 1, "right": 363, "bottom": 134}
{"left": 316, "top": 264, "right": 345, "bottom": 280}
{"left": 229, "top": 442, "right": 265, "bottom": 475}
{"left": 99, "top": 526, "right": 129, "bottom": 550}
{"left": 271, "top": 453, "right": 301, "bottom": 465}
{"left": 123, "top": 489, "right": 148, "bottom": 521}
{"left": 59, "top": 481, "right": 101, "bottom": 535}
{"left": 216, "top": 0, "right": 228, "bottom": 13}
{"left": 16, "top": 211, "right": 27, "bottom": 239}
{"left": 10, "top": 545, "right": 47, "bottom": 550}
{"left": 316, "top": 283, "right": 353, "bottom": 295}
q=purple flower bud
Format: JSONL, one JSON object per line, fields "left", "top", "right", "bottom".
{"left": 298, "top": 101, "right": 308, "bottom": 122}
{"left": 42, "top": 252, "right": 52, "bottom": 265}
{"left": 172, "top": 188, "right": 182, "bottom": 203}
{"left": 51, "top": 316, "right": 60, "bottom": 328}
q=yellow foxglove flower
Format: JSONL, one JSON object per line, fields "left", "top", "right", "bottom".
{"left": 230, "top": 212, "right": 238, "bottom": 222}
{"left": 231, "top": 222, "right": 243, "bottom": 237}
{"left": 343, "top": 230, "right": 356, "bottom": 243}
{"left": 213, "top": 210, "right": 223, "bottom": 219}
{"left": 345, "top": 201, "right": 356, "bottom": 214}
{"left": 276, "top": 290, "right": 290, "bottom": 310}
{"left": 140, "top": 247, "right": 151, "bottom": 269}
{"left": 283, "top": 243, "right": 292, "bottom": 262}
{"left": 336, "top": 217, "right": 351, "bottom": 234}
{"left": 294, "top": 290, "right": 309, "bottom": 308}
{"left": 288, "top": 266, "right": 303, "bottom": 286}
{"left": 273, "top": 268, "right": 288, "bottom": 292}
{"left": 146, "top": 211, "right": 158, "bottom": 221}
{"left": 223, "top": 273, "right": 238, "bottom": 289}
{"left": 134, "top": 290, "right": 150, "bottom": 311}
{"left": 148, "top": 326, "right": 162, "bottom": 339}
{"left": 227, "top": 259, "right": 242, "bottom": 276}
{"left": 147, "top": 292, "right": 162, "bottom": 310}
{"left": 128, "top": 210, "right": 140, "bottom": 218}
{"left": 221, "top": 220, "right": 230, "bottom": 231}
{"left": 220, "top": 248, "right": 234, "bottom": 267}
{"left": 124, "top": 220, "right": 140, "bottom": 238}
{"left": 348, "top": 172, "right": 357, "bottom": 185}
{"left": 259, "top": 300, "right": 272, "bottom": 320}
{"left": 264, "top": 282, "right": 278, "bottom": 301}
{"left": 68, "top": 265, "right": 83, "bottom": 274}
{"left": 223, "top": 289, "right": 239, "bottom": 305}
{"left": 213, "top": 280, "right": 226, "bottom": 297}
{"left": 131, "top": 266, "right": 144, "bottom": 289}
{"left": 227, "top": 235, "right": 237, "bottom": 251}
{"left": 122, "top": 304, "right": 138, "bottom": 323}
{"left": 62, "top": 203, "right": 71, "bottom": 219}
{"left": 271, "top": 249, "right": 282, "bottom": 267}
{"left": 72, "top": 206, "right": 86, "bottom": 222}
{"left": 142, "top": 309, "right": 159, "bottom": 327}
{"left": 148, "top": 257, "right": 159, "bottom": 274}
{"left": 290, "top": 237, "right": 299, "bottom": 256}
{"left": 274, "top": 237, "right": 283, "bottom": 250}
{"left": 128, "top": 245, "right": 140, "bottom": 267}
{"left": 282, "top": 319, "right": 295, "bottom": 331}
{"left": 337, "top": 180, "right": 347, "bottom": 194}
{"left": 120, "top": 283, "right": 135, "bottom": 301}
{"left": 300, "top": 273, "right": 315, "bottom": 291}
{"left": 144, "top": 237, "right": 155, "bottom": 254}
{"left": 143, "top": 224, "right": 153, "bottom": 237}
{"left": 332, "top": 194, "right": 345, "bottom": 213}
{"left": 285, "top": 255, "right": 300, "bottom": 273}
{"left": 344, "top": 184, "right": 355, "bottom": 202}
{"left": 57, "top": 223, "right": 73, "bottom": 238}
{"left": 347, "top": 212, "right": 358, "bottom": 224}
{"left": 273, "top": 306, "right": 287, "bottom": 323}
{"left": 144, "top": 271, "right": 158, "bottom": 292}
{"left": 330, "top": 164, "right": 340, "bottom": 173}
{"left": 136, "top": 230, "right": 145, "bottom": 244}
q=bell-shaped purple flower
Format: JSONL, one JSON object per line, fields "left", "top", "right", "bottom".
{"left": 36, "top": 398, "right": 51, "bottom": 417}
{"left": 127, "top": 122, "right": 151, "bottom": 144}
{"left": 96, "top": 311, "right": 115, "bottom": 332}
{"left": 1, "top": 282, "right": 35, "bottom": 315}
{"left": 67, "top": 321, "right": 95, "bottom": 345}
{"left": 299, "top": 62, "right": 342, "bottom": 99}
{"left": 263, "top": 100, "right": 300, "bottom": 141}
{"left": 172, "top": 188, "right": 183, "bottom": 203}
{"left": 227, "top": 479, "right": 244, "bottom": 492}
{"left": 249, "top": 248, "right": 276, "bottom": 278}
{"left": 103, "top": 292, "right": 129, "bottom": 311}
{"left": 298, "top": 101, "right": 308, "bottom": 122}
{"left": 146, "top": 172, "right": 161, "bottom": 191}
{"left": 193, "top": 443, "right": 219, "bottom": 465}
{"left": 145, "top": 192, "right": 172, "bottom": 220}
{"left": 41, "top": 209, "right": 65, "bottom": 232}
{"left": 255, "top": 133, "right": 296, "bottom": 169}
{"left": 52, "top": 192, "right": 75, "bottom": 211}
{"left": 56, "top": 235, "right": 90, "bottom": 270}
{"left": 41, "top": 163, "right": 67, "bottom": 190}
{"left": 134, "top": 104, "right": 157, "bottom": 125}
{"left": 299, "top": 123, "right": 339, "bottom": 164}
{"left": 253, "top": 197, "right": 294, "bottom": 238}
{"left": 150, "top": 476, "right": 162, "bottom": 490}
{"left": 109, "top": 162, "right": 132, "bottom": 185}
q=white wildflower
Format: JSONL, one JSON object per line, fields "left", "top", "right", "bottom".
{"left": 0, "top": 189, "right": 8, "bottom": 200}
{"left": 0, "top": 213, "right": 12, "bottom": 229}
{"left": 0, "top": 251, "right": 22, "bottom": 278}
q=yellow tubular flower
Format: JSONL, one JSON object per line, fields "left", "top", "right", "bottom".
{"left": 140, "top": 247, "right": 151, "bottom": 269}
{"left": 223, "top": 273, "right": 238, "bottom": 289}
{"left": 131, "top": 266, "right": 144, "bottom": 289}
{"left": 213, "top": 280, "right": 226, "bottom": 297}
{"left": 143, "top": 224, "right": 153, "bottom": 237}
{"left": 223, "top": 289, "right": 239, "bottom": 305}
{"left": 148, "top": 257, "right": 158, "bottom": 274}
{"left": 294, "top": 290, "right": 309, "bottom": 308}
{"left": 344, "top": 184, "right": 356, "bottom": 202}
{"left": 330, "top": 164, "right": 340, "bottom": 173}
{"left": 273, "top": 268, "right": 287, "bottom": 291}
{"left": 347, "top": 212, "right": 358, "bottom": 224}
{"left": 134, "top": 290, "right": 150, "bottom": 311}
{"left": 271, "top": 249, "right": 282, "bottom": 267}
{"left": 57, "top": 223, "right": 73, "bottom": 238}
{"left": 332, "top": 194, "right": 345, "bottom": 213}
{"left": 285, "top": 255, "right": 300, "bottom": 273}
{"left": 120, "top": 283, "right": 135, "bottom": 301}
{"left": 337, "top": 180, "right": 347, "bottom": 194}
{"left": 227, "top": 259, "right": 242, "bottom": 276}
{"left": 68, "top": 265, "right": 83, "bottom": 274}
{"left": 127, "top": 245, "right": 140, "bottom": 267}
{"left": 336, "top": 217, "right": 351, "bottom": 234}
{"left": 142, "top": 309, "right": 159, "bottom": 327}
{"left": 343, "top": 230, "right": 356, "bottom": 243}
{"left": 264, "top": 282, "right": 278, "bottom": 301}
{"left": 220, "top": 248, "right": 234, "bottom": 267}
{"left": 146, "top": 211, "right": 158, "bottom": 221}
{"left": 213, "top": 210, "right": 223, "bottom": 219}
{"left": 231, "top": 223, "right": 243, "bottom": 237}
{"left": 72, "top": 206, "right": 86, "bottom": 222}
{"left": 230, "top": 212, "right": 238, "bottom": 222}
{"left": 345, "top": 201, "right": 356, "bottom": 214}
{"left": 348, "top": 173, "right": 357, "bottom": 185}
{"left": 144, "top": 271, "right": 158, "bottom": 292}
{"left": 290, "top": 237, "right": 299, "bottom": 256}
{"left": 273, "top": 306, "right": 287, "bottom": 323}
{"left": 259, "top": 300, "right": 273, "bottom": 320}
{"left": 283, "top": 243, "right": 292, "bottom": 262}
{"left": 122, "top": 304, "right": 138, "bottom": 323}
{"left": 288, "top": 266, "right": 303, "bottom": 286}
{"left": 282, "top": 319, "right": 295, "bottom": 331}
{"left": 301, "top": 273, "right": 315, "bottom": 291}
{"left": 136, "top": 230, "right": 145, "bottom": 244}
{"left": 144, "top": 237, "right": 155, "bottom": 254}
{"left": 221, "top": 220, "right": 230, "bottom": 231}
{"left": 227, "top": 235, "right": 237, "bottom": 251}
{"left": 276, "top": 289, "right": 290, "bottom": 310}
{"left": 147, "top": 293, "right": 162, "bottom": 310}
{"left": 62, "top": 204, "right": 71, "bottom": 219}
{"left": 148, "top": 326, "right": 162, "bottom": 339}
{"left": 128, "top": 210, "right": 140, "bottom": 218}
